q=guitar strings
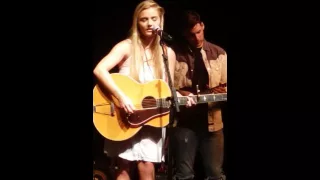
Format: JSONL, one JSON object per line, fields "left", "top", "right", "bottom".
{"left": 120, "top": 98, "right": 171, "bottom": 108}
{"left": 127, "top": 93, "right": 226, "bottom": 107}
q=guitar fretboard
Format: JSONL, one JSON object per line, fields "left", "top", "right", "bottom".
{"left": 177, "top": 93, "right": 227, "bottom": 106}
{"left": 156, "top": 93, "right": 227, "bottom": 107}
{"left": 156, "top": 99, "right": 171, "bottom": 108}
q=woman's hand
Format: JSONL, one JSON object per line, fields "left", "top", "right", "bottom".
{"left": 119, "top": 95, "right": 136, "bottom": 114}
{"left": 177, "top": 90, "right": 196, "bottom": 108}
{"left": 185, "top": 93, "right": 196, "bottom": 108}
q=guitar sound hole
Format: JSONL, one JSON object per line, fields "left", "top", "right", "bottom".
{"left": 142, "top": 96, "right": 157, "bottom": 108}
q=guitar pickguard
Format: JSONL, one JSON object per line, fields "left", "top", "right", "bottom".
{"left": 120, "top": 96, "right": 171, "bottom": 127}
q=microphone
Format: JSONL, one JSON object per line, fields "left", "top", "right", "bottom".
{"left": 152, "top": 25, "right": 173, "bottom": 41}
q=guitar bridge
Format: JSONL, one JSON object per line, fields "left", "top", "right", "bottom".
{"left": 93, "top": 102, "right": 115, "bottom": 116}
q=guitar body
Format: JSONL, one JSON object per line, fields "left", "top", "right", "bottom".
{"left": 93, "top": 73, "right": 171, "bottom": 141}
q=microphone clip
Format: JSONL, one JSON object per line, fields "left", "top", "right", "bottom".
{"left": 152, "top": 25, "right": 173, "bottom": 42}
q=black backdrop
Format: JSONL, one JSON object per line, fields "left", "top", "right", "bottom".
{"left": 92, "top": 0, "right": 228, "bottom": 71}
{"left": 92, "top": 0, "right": 231, "bottom": 179}
{"left": 92, "top": 1, "right": 319, "bottom": 179}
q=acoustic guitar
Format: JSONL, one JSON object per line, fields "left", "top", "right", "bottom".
{"left": 93, "top": 73, "right": 227, "bottom": 141}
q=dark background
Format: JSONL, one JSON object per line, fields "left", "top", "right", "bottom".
{"left": 92, "top": 0, "right": 231, "bottom": 179}
{"left": 91, "top": 0, "right": 319, "bottom": 179}
{"left": 2, "top": 0, "right": 318, "bottom": 179}
{"left": 92, "top": 0, "right": 228, "bottom": 71}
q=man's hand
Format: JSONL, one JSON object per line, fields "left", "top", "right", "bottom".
{"left": 211, "top": 84, "right": 227, "bottom": 94}
{"left": 211, "top": 86, "right": 226, "bottom": 94}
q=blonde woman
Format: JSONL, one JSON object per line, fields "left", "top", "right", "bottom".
{"left": 93, "top": 1, "right": 191, "bottom": 179}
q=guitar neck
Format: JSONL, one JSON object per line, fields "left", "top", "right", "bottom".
{"left": 177, "top": 93, "right": 227, "bottom": 106}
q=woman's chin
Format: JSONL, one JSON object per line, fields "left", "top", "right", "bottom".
{"left": 142, "top": 32, "right": 156, "bottom": 39}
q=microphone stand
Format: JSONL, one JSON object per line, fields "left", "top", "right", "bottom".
{"left": 159, "top": 33, "right": 179, "bottom": 180}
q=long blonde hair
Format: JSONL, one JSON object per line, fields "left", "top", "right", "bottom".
{"left": 128, "top": 0, "right": 165, "bottom": 82}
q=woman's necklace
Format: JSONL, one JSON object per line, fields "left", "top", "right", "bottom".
{"left": 142, "top": 46, "right": 155, "bottom": 79}
{"left": 143, "top": 46, "right": 153, "bottom": 62}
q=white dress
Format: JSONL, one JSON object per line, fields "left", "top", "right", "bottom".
{"left": 104, "top": 57, "right": 166, "bottom": 163}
